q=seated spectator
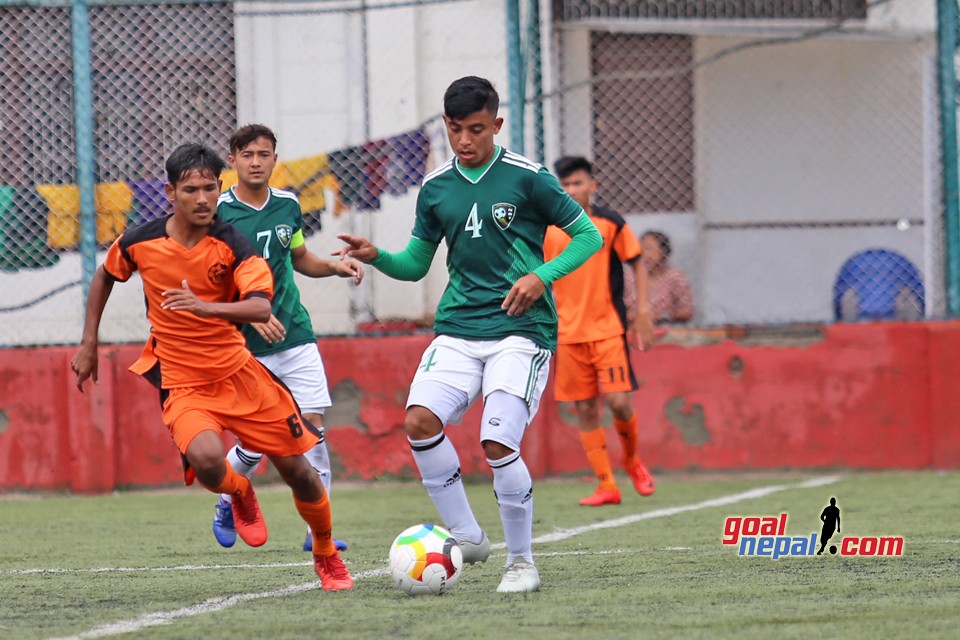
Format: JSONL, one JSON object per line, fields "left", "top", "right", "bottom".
{"left": 628, "top": 230, "right": 692, "bottom": 324}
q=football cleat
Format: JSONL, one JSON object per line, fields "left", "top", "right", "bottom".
{"left": 456, "top": 531, "right": 491, "bottom": 564}
{"left": 497, "top": 559, "right": 540, "bottom": 593}
{"left": 231, "top": 486, "right": 268, "bottom": 547}
{"left": 314, "top": 552, "right": 354, "bottom": 591}
{"left": 625, "top": 459, "right": 656, "bottom": 496}
{"left": 579, "top": 486, "right": 622, "bottom": 506}
{"left": 212, "top": 497, "right": 237, "bottom": 548}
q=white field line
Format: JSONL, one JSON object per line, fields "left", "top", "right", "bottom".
{"left": 3, "top": 562, "right": 313, "bottom": 576}
{"left": 7, "top": 550, "right": 622, "bottom": 577}
{"left": 46, "top": 475, "right": 839, "bottom": 640}
{"left": 525, "top": 475, "right": 840, "bottom": 546}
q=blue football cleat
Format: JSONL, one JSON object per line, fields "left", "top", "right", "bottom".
{"left": 303, "top": 531, "right": 348, "bottom": 552}
{"left": 212, "top": 497, "right": 237, "bottom": 548}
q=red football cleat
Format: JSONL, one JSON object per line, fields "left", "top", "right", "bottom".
{"left": 626, "top": 459, "right": 656, "bottom": 497}
{"left": 231, "top": 486, "right": 268, "bottom": 547}
{"left": 579, "top": 486, "right": 622, "bottom": 506}
{"left": 314, "top": 551, "right": 354, "bottom": 591}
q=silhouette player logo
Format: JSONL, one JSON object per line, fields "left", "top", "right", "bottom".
{"left": 817, "top": 497, "right": 841, "bottom": 555}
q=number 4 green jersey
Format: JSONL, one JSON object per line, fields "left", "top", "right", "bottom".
{"left": 413, "top": 148, "right": 584, "bottom": 350}
{"left": 217, "top": 187, "right": 315, "bottom": 356}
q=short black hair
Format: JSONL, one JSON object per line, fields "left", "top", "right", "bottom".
{"left": 641, "top": 230, "right": 672, "bottom": 257}
{"left": 554, "top": 156, "right": 594, "bottom": 180}
{"left": 165, "top": 143, "right": 226, "bottom": 187}
{"left": 444, "top": 76, "right": 499, "bottom": 119}
{"left": 229, "top": 124, "right": 278, "bottom": 155}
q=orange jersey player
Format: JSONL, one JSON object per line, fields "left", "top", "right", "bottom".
{"left": 543, "top": 155, "right": 656, "bottom": 507}
{"left": 70, "top": 143, "right": 352, "bottom": 590}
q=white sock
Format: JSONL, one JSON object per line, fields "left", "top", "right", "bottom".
{"left": 490, "top": 450, "right": 534, "bottom": 564}
{"left": 409, "top": 432, "right": 483, "bottom": 544}
{"left": 302, "top": 435, "right": 332, "bottom": 536}
{"left": 304, "top": 439, "right": 332, "bottom": 494}
{"left": 220, "top": 445, "right": 263, "bottom": 504}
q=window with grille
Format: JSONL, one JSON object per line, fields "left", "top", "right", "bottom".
{"left": 591, "top": 33, "right": 694, "bottom": 213}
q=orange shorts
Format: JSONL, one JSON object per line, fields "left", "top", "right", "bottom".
{"left": 162, "top": 355, "right": 319, "bottom": 462}
{"left": 553, "top": 335, "right": 637, "bottom": 402}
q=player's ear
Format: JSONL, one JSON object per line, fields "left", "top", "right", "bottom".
{"left": 165, "top": 182, "right": 175, "bottom": 202}
{"left": 227, "top": 154, "right": 235, "bottom": 168}
{"left": 493, "top": 117, "right": 504, "bottom": 134}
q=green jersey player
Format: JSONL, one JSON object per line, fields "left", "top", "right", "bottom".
{"left": 337, "top": 76, "right": 602, "bottom": 593}
{"left": 212, "top": 124, "right": 362, "bottom": 552}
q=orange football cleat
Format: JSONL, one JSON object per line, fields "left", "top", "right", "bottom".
{"left": 626, "top": 459, "right": 656, "bottom": 496}
{"left": 231, "top": 486, "right": 268, "bottom": 547}
{"left": 579, "top": 486, "right": 622, "bottom": 506}
{"left": 314, "top": 551, "right": 354, "bottom": 591}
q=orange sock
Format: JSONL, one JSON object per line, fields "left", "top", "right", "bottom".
{"left": 294, "top": 493, "right": 335, "bottom": 556}
{"left": 211, "top": 465, "right": 251, "bottom": 498}
{"left": 614, "top": 414, "right": 639, "bottom": 467}
{"left": 579, "top": 428, "right": 617, "bottom": 490}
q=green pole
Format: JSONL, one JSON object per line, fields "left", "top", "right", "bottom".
{"left": 71, "top": 0, "right": 97, "bottom": 300}
{"left": 937, "top": 0, "right": 960, "bottom": 316}
{"left": 506, "top": 0, "right": 524, "bottom": 154}
{"left": 528, "top": 0, "right": 544, "bottom": 163}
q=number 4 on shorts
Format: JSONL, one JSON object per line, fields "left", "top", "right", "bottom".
{"left": 420, "top": 348, "right": 438, "bottom": 372}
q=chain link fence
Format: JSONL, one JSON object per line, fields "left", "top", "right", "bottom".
{"left": 0, "top": 0, "right": 954, "bottom": 346}
{"left": 552, "top": 0, "right": 944, "bottom": 326}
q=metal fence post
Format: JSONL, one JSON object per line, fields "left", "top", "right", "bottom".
{"left": 938, "top": 0, "right": 960, "bottom": 316}
{"left": 506, "top": 0, "right": 524, "bottom": 154}
{"left": 71, "top": 0, "right": 97, "bottom": 300}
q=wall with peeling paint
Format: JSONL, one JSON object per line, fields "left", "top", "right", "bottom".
{"left": 1, "top": 324, "right": 958, "bottom": 493}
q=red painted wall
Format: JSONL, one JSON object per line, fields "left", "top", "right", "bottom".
{"left": 1, "top": 323, "right": 957, "bottom": 493}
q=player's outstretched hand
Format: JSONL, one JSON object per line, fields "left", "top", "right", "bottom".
{"left": 334, "top": 234, "right": 379, "bottom": 264}
{"left": 161, "top": 280, "right": 211, "bottom": 317}
{"left": 71, "top": 344, "right": 98, "bottom": 392}
{"left": 335, "top": 258, "right": 364, "bottom": 286}
{"left": 502, "top": 273, "right": 547, "bottom": 316}
{"left": 251, "top": 314, "right": 286, "bottom": 344}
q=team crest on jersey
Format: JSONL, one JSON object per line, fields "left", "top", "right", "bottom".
{"left": 492, "top": 203, "right": 517, "bottom": 231}
{"left": 275, "top": 224, "right": 293, "bottom": 248}
{"left": 208, "top": 262, "right": 228, "bottom": 284}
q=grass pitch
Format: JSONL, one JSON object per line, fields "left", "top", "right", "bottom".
{"left": 1, "top": 471, "right": 958, "bottom": 639}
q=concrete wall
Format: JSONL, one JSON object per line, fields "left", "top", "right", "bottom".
{"left": 3, "top": 322, "right": 958, "bottom": 493}
{"left": 694, "top": 35, "right": 938, "bottom": 325}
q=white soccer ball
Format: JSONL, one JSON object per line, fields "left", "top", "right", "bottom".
{"left": 388, "top": 523, "right": 463, "bottom": 596}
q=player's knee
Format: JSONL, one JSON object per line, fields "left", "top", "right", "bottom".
{"left": 481, "top": 439, "right": 516, "bottom": 461}
{"left": 576, "top": 399, "right": 600, "bottom": 424}
{"left": 404, "top": 406, "right": 443, "bottom": 440}
{"left": 190, "top": 455, "right": 226, "bottom": 487}
{"left": 185, "top": 436, "right": 226, "bottom": 480}
{"left": 607, "top": 396, "right": 633, "bottom": 420}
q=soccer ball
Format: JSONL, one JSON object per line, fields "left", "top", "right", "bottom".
{"left": 388, "top": 523, "right": 463, "bottom": 595}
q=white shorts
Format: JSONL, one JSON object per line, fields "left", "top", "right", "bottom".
{"left": 406, "top": 335, "right": 552, "bottom": 425}
{"left": 256, "top": 342, "right": 331, "bottom": 415}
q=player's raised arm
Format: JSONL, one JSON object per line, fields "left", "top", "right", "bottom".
{"left": 336, "top": 233, "right": 439, "bottom": 283}
{"left": 71, "top": 265, "right": 117, "bottom": 391}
